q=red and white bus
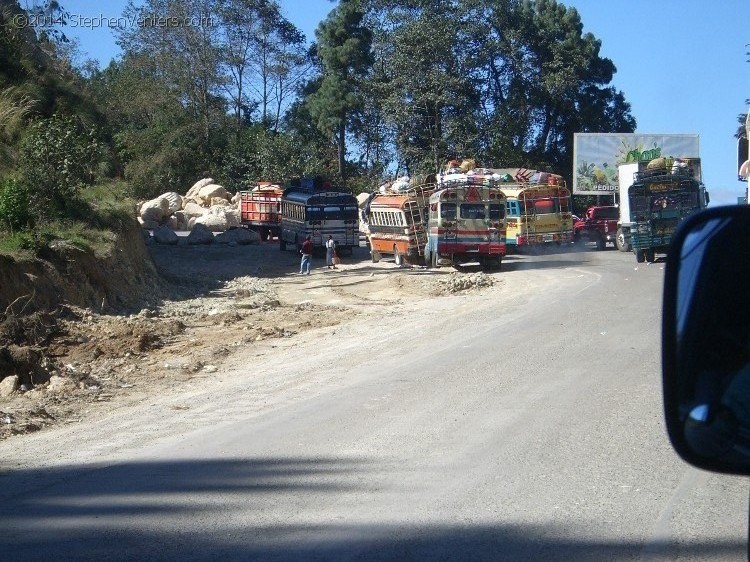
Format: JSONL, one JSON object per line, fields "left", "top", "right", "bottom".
{"left": 424, "top": 181, "right": 507, "bottom": 271}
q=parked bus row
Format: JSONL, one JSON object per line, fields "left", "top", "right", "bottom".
{"left": 362, "top": 167, "right": 573, "bottom": 270}
{"left": 238, "top": 167, "right": 573, "bottom": 271}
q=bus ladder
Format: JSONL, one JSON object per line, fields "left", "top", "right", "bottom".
{"left": 403, "top": 183, "right": 433, "bottom": 257}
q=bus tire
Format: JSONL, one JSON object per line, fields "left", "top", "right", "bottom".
{"left": 616, "top": 228, "right": 630, "bottom": 252}
{"left": 260, "top": 228, "right": 269, "bottom": 242}
{"left": 595, "top": 235, "right": 606, "bottom": 251}
{"left": 636, "top": 249, "right": 646, "bottom": 263}
{"left": 645, "top": 249, "right": 655, "bottom": 263}
{"left": 431, "top": 251, "right": 439, "bottom": 269}
{"left": 279, "top": 237, "right": 286, "bottom": 251}
{"left": 394, "top": 247, "right": 403, "bottom": 267}
{"left": 371, "top": 250, "right": 380, "bottom": 263}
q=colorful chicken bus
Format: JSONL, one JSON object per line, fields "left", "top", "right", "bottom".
{"left": 424, "top": 182, "right": 507, "bottom": 271}
{"left": 239, "top": 181, "right": 284, "bottom": 241}
{"left": 628, "top": 159, "right": 709, "bottom": 263}
{"left": 279, "top": 181, "right": 359, "bottom": 255}
{"left": 366, "top": 184, "right": 434, "bottom": 266}
{"left": 501, "top": 181, "right": 573, "bottom": 251}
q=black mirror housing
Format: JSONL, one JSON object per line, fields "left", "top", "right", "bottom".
{"left": 663, "top": 205, "right": 750, "bottom": 475}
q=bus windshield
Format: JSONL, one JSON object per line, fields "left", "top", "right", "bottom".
{"left": 460, "top": 204, "right": 486, "bottom": 220}
{"left": 306, "top": 205, "right": 358, "bottom": 221}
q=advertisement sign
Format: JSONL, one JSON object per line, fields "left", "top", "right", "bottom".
{"left": 573, "top": 133, "right": 699, "bottom": 195}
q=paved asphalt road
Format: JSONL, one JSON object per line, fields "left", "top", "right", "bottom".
{"left": 1, "top": 247, "right": 748, "bottom": 561}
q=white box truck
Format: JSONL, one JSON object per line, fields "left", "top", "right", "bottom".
{"left": 615, "top": 162, "right": 638, "bottom": 252}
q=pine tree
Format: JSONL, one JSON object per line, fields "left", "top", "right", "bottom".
{"left": 307, "top": 0, "right": 372, "bottom": 186}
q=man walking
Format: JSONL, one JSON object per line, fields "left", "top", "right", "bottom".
{"left": 299, "top": 235, "right": 314, "bottom": 275}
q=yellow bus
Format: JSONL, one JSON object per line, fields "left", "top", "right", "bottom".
{"left": 501, "top": 179, "right": 573, "bottom": 251}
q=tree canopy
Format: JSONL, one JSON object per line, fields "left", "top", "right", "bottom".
{"left": 0, "top": 0, "right": 635, "bottom": 213}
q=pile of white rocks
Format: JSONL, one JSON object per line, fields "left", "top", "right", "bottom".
{"left": 138, "top": 178, "right": 259, "bottom": 246}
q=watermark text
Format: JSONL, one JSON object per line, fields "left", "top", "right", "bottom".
{"left": 11, "top": 12, "right": 216, "bottom": 29}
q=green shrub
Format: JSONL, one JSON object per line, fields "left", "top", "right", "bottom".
{"left": 0, "top": 177, "right": 30, "bottom": 232}
{"left": 20, "top": 114, "right": 102, "bottom": 219}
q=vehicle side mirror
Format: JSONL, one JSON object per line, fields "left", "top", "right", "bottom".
{"left": 663, "top": 206, "right": 750, "bottom": 475}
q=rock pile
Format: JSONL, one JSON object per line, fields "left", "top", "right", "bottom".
{"left": 137, "top": 178, "right": 260, "bottom": 246}
{"left": 137, "top": 178, "right": 244, "bottom": 234}
{"left": 439, "top": 272, "right": 495, "bottom": 293}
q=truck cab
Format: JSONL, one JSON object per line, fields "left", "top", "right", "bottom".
{"left": 573, "top": 206, "right": 619, "bottom": 250}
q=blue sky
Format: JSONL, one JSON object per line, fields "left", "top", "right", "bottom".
{"left": 57, "top": 0, "right": 749, "bottom": 205}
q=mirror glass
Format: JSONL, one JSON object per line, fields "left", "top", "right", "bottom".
{"left": 673, "top": 213, "right": 750, "bottom": 470}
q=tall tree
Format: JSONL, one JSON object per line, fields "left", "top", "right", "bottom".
{"left": 216, "top": 0, "right": 308, "bottom": 130}
{"left": 467, "top": 0, "right": 635, "bottom": 172}
{"left": 365, "top": 0, "right": 635, "bottom": 178}
{"left": 118, "top": 0, "right": 225, "bottom": 142}
{"left": 307, "top": 0, "right": 373, "bottom": 185}
{"left": 368, "top": 0, "right": 480, "bottom": 175}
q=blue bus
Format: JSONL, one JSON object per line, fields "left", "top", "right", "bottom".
{"left": 279, "top": 184, "right": 359, "bottom": 255}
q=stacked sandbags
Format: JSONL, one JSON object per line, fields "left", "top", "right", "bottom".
{"left": 378, "top": 176, "right": 411, "bottom": 194}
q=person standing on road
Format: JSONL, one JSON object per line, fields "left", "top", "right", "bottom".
{"left": 300, "top": 235, "right": 314, "bottom": 275}
{"left": 325, "top": 235, "right": 336, "bottom": 269}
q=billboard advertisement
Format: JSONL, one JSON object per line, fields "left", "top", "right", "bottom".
{"left": 573, "top": 133, "right": 699, "bottom": 195}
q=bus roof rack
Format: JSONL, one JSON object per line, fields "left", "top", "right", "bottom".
{"left": 285, "top": 176, "right": 342, "bottom": 192}
{"left": 635, "top": 158, "right": 699, "bottom": 182}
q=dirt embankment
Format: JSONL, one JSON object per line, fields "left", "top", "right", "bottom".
{"left": 0, "top": 220, "right": 161, "bottom": 317}
{"left": 0, "top": 222, "right": 498, "bottom": 439}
